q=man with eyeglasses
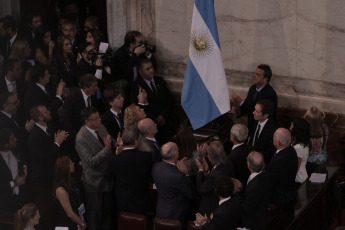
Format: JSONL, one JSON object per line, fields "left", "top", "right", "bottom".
{"left": 231, "top": 64, "right": 277, "bottom": 132}
{"left": 75, "top": 107, "right": 116, "bottom": 230}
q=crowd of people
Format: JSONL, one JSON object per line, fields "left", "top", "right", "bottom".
{"left": 0, "top": 2, "right": 330, "bottom": 230}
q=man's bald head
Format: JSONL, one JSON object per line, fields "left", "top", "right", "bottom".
{"left": 161, "top": 142, "right": 179, "bottom": 161}
{"left": 137, "top": 118, "right": 157, "bottom": 137}
{"left": 247, "top": 151, "right": 265, "bottom": 173}
{"left": 273, "top": 128, "right": 291, "bottom": 149}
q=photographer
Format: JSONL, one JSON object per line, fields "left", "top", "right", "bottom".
{"left": 111, "top": 31, "right": 157, "bottom": 101}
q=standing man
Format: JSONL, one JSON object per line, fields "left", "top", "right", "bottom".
{"left": 269, "top": 128, "right": 298, "bottom": 207}
{"left": 137, "top": 118, "right": 162, "bottom": 164}
{"left": 232, "top": 64, "right": 277, "bottom": 131}
{"left": 247, "top": 99, "right": 277, "bottom": 167}
{"left": 152, "top": 142, "right": 196, "bottom": 221}
{"left": 108, "top": 126, "right": 152, "bottom": 214}
{"left": 131, "top": 58, "right": 172, "bottom": 143}
{"left": 75, "top": 107, "right": 115, "bottom": 230}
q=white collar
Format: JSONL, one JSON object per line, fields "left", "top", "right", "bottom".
{"left": 110, "top": 108, "right": 121, "bottom": 116}
{"left": 35, "top": 83, "right": 46, "bottom": 92}
{"left": 85, "top": 125, "right": 97, "bottom": 134}
{"left": 258, "top": 118, "right": 269, "bottom": 127}
{"left": 35, "top": 122, "right": 48, "bottom": 133}
{"left": 9, "top": 33, "right": 17, "bottom": 45}
{"left": 81, "top": 89, "right": 89, "bottom": 101}
{"left": 247, "top": 171, "right": 262, "bottom": 184}
{"left": 5, "top": 76, "right": 14, "bottom": 85}
{"left": 256, "top": 83, "right": 267, "bottom": 92}
{"left": 232, "top": 143, "right": 243, "bottom": 150}
{"left": 0, "top": 110, "right": 12, "bottom": 119}
{"left": 145, "top": 137, "right": 157, "bottom": 142}
{"left": 219, "top": 196, "right": 231, "bottom": 206}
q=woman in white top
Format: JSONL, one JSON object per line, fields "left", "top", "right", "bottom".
{"left": 290, "top": 118, "right": 310, "bottom": 184}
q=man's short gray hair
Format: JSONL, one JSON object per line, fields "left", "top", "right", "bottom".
{"left": 231, "top": 124, "right": 248, "bottom": 143}
{"left": 208, "top": 141, "right": 226, "bottom": 165}
{"left": 122, "top": 126, "right": 140, "bottom": 146}
{"left": 247, "top": 151, "right": 265, "bottom": 173}
{"left": 161, "top": 142, "right": 178, "bottom": 160}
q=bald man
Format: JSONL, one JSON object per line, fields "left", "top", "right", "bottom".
{"left": 152, "top": 142, "right": 196, "bottom": 221}
{"left": 268, "top": 128, "right": 297, "bottom": 207}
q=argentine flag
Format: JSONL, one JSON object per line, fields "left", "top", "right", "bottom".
{"left": 182, "top": 0, "right": 230, "bottom": 130}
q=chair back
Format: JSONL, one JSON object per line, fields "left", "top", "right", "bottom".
{"left": 118, "top": 212, "right": 148, "bottom": 230}
{"left": 153, "top": 217, "right": 182, "bottom": 230}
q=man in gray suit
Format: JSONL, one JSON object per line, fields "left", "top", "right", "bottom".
{"left": 75, "top": 107, "right": 115, "bottom": 230}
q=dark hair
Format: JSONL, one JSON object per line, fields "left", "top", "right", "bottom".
{"left": 61, "top": 18, "right": 76, "bottom": 28}
{"left": 30, "top": 64, "right": 48, "bottom": 83}
{"left": 3, "top": 15, "right": 17, "bottom": 31}
{"left": 256, "top": 99, "right": 274, "bottom": 116}
{"left": 14, "top": 203, "right": 38, "bottom": 230}
{"left": 291, "top": 118, "right": 310, "bottom": 147}
{"left": 25, "top": 11, "right": 41, "bottom": 25}
{"left": 87, "top": 29, "right": 105, "bottom": 48}
{"left": 3, "top": 59, "right": 20, "bottom": 74}
{"left": 81, "top": 107, "right": 98, "bottom": 123}
{"left": 54, "top": 35, "right": 73, "bottom": 64}
{"left": 174, "top": 124, "right": 196, "bottom": 159}
{"left": 77, "top": 42, "right": 92, "bottom": 54}
{"left": 52, "top": 155, "right": 72, "bottom": 196}
{"left": 138, "top": 58, "right": 152, "bottom": 71}
{"left": 102, "top": 88, "right": 121, "bottom": 107}
{"left": 79, "top": 74, "right": 97, "bottom": 89}
{"left": 214, "top": 176, "right": 234, "bottom": 198}
{"left": 122, "top": 126, "right": 140, "bottom": 146}
{"left": 0, "top": 91, "right": 14, "bottom": 110}
{"left": 0, "top": 128, "right": 12, "bottom": 151}
{"left": 85, "top": 16, "right": 99, "bottom": 29}
{"left": 30, "top": 105, "right": 44, "bottom": 122}
{"left": 124, "top": 30, "right": 142, "bottom": 47}
{"left": 34, "top": 25, "right": 53, "bottom": 47}
{"left": 257, "top": 64, "right": 272, "bottom": 82}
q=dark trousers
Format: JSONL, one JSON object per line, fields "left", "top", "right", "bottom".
{"left": 85, "top": 191, "right": 112, "bottom": 230}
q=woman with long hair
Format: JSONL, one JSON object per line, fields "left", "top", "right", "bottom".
{"left": 303, "top": 107, "right": 329, "bottom": 175}
{"left": 52, "top": 156, "right": 86, "bottom": 230}
{"left": 290, "top": 118, "right": 310, "bottom": 184}
{"left": 34, "top": 25, "right": 55, "bottom": 64}
{"left": 50, "top": 35, "right": 77, "bottom": 91}
{"left": 85, "top": 28, "right": 105, "bottom": 49}
{"left": 14, "top": 203, "right": 40, "bottom": 230}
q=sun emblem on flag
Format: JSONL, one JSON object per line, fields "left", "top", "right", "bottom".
{"left": 190, "top": 30, "right": 213, "bottom": 59}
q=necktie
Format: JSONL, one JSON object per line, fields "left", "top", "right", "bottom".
{"left": 150, "top": 81, "right": 157, "bottom": 95}
{"left": 87, "top": 96, "right": 91, "bottom": 107}
{"left": 7, "top": 153, "right": 19, "bottom": 195}
{"left": 253, "top": 90, "right": 259, "bottom": 101}
{"left": 253, "top": 124, "right": 261, "bottom": 146}
{"left": 95, "top": 130, "right": 104, "bottom": 146}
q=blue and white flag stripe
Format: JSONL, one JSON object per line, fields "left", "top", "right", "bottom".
{"left": 182, "top": 0, "right": 230, "bottom": 130}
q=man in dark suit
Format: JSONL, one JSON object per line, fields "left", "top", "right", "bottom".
{"left": 28, "top": 105, "right": 68, "bottom": 189}
{"left": 137, "top": 118, "right": 162, "bottom": 164}
{"left": 194, "top": 176, "right": 241, "bottom": 230}
{"left": 227, "top": 124, "right": 253, "bottom": 189}
{"left": 232, "top": 151, "right": 272, "bottom": 230}
{"left": 0, "top": 128, "right": 27, "bottom": 212}
{"left": 75, "top": 107, "right": 115, "bottom": 230}
{"left": 108, "top": 126, "right": 152, "bottom": 214}
{"left": 130, "top": 58, "right": 172, "bottom": 143}
{"left": 23, "top": 64, "right": 64, "bottom": 132}
{"left": 1, "top": 16, "right": 20, "bottom": 60}
{"left": 0, "top": 59, "right": 27, "bottom": 103}
{"left": 247, "top": 99, "right": 277, "bottom": 167}
{"left": 152, "top": 142, "right": 196, "bottom": 221}
{"left": 18, "top": 11, "right": 42, "bottom": 51}
{"left": 232, "top": 64, "right": 277, "bottom": 131}
{"left": 195, "top": 141, "right": 235, "bottom": 216}
{"left": 269, "top": 128, "right": 298, "bottom": 207}
{"left": 101, "top": 88, "right": 124, "bottom": 139}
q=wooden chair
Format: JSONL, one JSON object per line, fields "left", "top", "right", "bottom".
{"left": 153, "top": 217, "right": 182, "bottom": 230}
{"left": 118, "top": 212, "right": 148, "bottom": 230}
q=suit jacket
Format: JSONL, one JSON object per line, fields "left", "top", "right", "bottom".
{"left": 242, "top": 172, "right": 272, "bottom": 230}
{"left": 152, "top": 161, "right": 196, "bottom": 221}
{"left": 130, "top": 76, "right": 172, "bottom": 121}
{"left": 28, "top": 124, "right": 61, "bottom": 188}
{"left": 196, "top": 162, "right": 235, "bottom": 215}
{"left": 202, "top": 197, "right": 241, "bottom": 230}
{"left": 248, "top": 118, "right": 277, "bottom": 167}
{"left": 0, "top": 76, "right": 27, "bottom": 102}
{"left": 227, "top": 144, "right": 253, "bottom": 188}
{"left": 0, "top": 150, "right": 25, "bottom": 211}
{"left": 101, "top": 109, "right": 123, "bottom": 139}
{"left": 137, "top": 136, "right": 162, "bottom": 164}
{"left": 24, "top": 83, "right": 63, "bottom": 131}
{"left": 108, "top": 149, "right": 152, "bottom": 214}
{"left": 239, "top": 83, "right": 277, "bottom": 131}
{"left": 61, "top": 88, "right": 97, "bottom": 136}
{"left": 75, "top": 124, "right": 114, "bottom": 193}
{"left": 268, "top": 146, "right": 298, "bottom": 207}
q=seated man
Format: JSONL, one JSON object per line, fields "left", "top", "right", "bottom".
{"left": 195, "top": 141, "right": 234, "bottom": 216}
{"left": 152, "top": 142, "right": 196, "bottom": 221}
{"left": 232, "top": 64, "right": 277, "bottom": 131}
{"left": 194, "top": 176, "right": 241, "bottom": 230}
{"left": 108, "top": 126, "right": 152, "bottom": 214}
{"left": 0, "top": 128, "right": 27, "bottom": 212}
{"left": 137, "top": 118, "right": 162, "bottom": 164}
{"left": 247, "top": 99, "right": 277, "bottom": 167}
{"left": 269, "top": 128, "right": 298, "bottom": 207}
{"left": 232, "top": 151, "right": 272, "bottom": 230}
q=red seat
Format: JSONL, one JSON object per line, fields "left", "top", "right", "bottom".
{"left": 118, "top": 212, "right": 148, "bottom": 230}
{"left": 153, "top": 217, "right": 182, "bottom": 230}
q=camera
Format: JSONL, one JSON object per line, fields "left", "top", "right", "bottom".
{"left": 137, "top": 40, "right": 156, "bottom": 53}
